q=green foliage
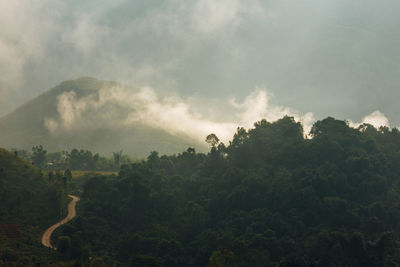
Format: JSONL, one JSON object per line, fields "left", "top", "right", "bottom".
{"left": 206, "top": 133, "right": 220, "bottom": 147}
{"left": 65, "top": 116, "right": 400, "bottom": 266}
{"left": 67, "top": 149, "right": 99, "bottom": 170}
{"left": 31, "top": 145, "right": 47, "bottom": 168}
{"left": 0, "top": 148, "right": 67, "bottom": 226}
{"left": 65, "top": 169, "right": 72, "bottom": 182}
{"left": 14, "top": 146, "right": 138, "bottom": 171}
{"left": 9, "top": 116, "right": 400, "bottom": 266}
{"left": 0, "top": 148, "right": 69, "bottom": 264}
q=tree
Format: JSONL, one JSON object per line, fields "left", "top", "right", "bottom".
{"left": 31, "top": 145, "right": 47, "bottom": 168}
{"left": 64, "top": 116, "right": 400, "bottom": 266}
{"left": 65, "top": 169, "right": 72, "bottom": 183}
{"left": 67, "top": 149, "right": 98, "bottom": 170}
{"left": 113, "top": 150, "right": 123, "bottom": 170}
{"left": 206, "top": 133, "right": 220, "bottom": 147}
{"left": 68, "top": 149, "right": 81, "bottom": 170}
{"left": 147, "top": 151, "right": 160, "bottom": 168}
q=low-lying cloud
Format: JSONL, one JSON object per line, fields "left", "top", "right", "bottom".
{"left": 44, "top": 86, "right": 315, "bottom": 144}
{"left": 230, "top": 90, "right": 315, "bottom": 134}
{"left": 45, "top": 85, "right": 395, "bottom": 144}
{"left": 349, "top": 110, "right": 390, "bottom": 129}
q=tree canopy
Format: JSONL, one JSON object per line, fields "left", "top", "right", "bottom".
{"left": 60, "top": 116, "right": 400, "bottom": 266}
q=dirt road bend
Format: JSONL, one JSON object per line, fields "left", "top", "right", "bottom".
{"left": 41, "top": 194, "right": 80, "bottom": 249}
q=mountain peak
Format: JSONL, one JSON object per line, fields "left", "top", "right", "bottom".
{"left": 0, "top": 78, "right": 203, "bottom": 156}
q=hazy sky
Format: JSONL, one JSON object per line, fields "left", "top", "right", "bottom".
{"left": 1, "top": 0, "right": 400, "bottom": 128}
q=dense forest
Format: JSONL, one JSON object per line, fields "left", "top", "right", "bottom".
{"left": 55, "top": 116, "right": 400, "bottom": 266}
{"left": 0, "top": 148, "right": 69, "bottom": 263}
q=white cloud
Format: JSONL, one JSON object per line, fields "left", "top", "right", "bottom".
{"left": 231, "top": 89, "right": 315, "bottom": 134}
{"left": 44, "top": 85, "right": 237, "bottom": 142}
{"left": 361, "top": 110, "right": 390, "bottom": 128}
{"left": 44, "top": 84, "right": 397, "bottom": 146}
{"left": 44, "top": 85, "right": 315, "bottom": 143}
{"left": 349, "top": 110, "right": 390, "bottom": 129}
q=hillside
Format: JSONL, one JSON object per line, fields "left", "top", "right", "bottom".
{"left": 0, "top": 148, "right": 68, "bottom": 262}
{"left": 0, "top": 77, "right": 205, "bottom": 156}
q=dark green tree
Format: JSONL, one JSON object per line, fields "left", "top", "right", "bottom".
{"left": 31, "top": 145, "right": 47, "bottom": 168}
{"left": 206, "top": 133, "right": 220, "bottom": 147}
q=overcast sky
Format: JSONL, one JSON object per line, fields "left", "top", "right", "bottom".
{"left": 1, "top": 0, "right": 400, "bottom": 129}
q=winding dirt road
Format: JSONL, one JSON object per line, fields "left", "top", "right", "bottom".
{"left": 41, "top": 194, "right": 80, "bottom": 249}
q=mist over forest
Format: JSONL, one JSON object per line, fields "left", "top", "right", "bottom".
{"left": 1, "top": 0, "right": 400, "bottom": 266}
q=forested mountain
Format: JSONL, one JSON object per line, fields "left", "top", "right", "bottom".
{"left": 58, "top": 116, "right": 400, "bottom": 266}
{"left": 0, "top": 148, "right": 68, "bottom": 262}
{"left": 0, "top": 77, "right": 205, "bottom": 157}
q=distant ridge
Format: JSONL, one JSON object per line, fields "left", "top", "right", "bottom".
{"left": 0, "top": 77, "right": 205, "bottom": 156}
